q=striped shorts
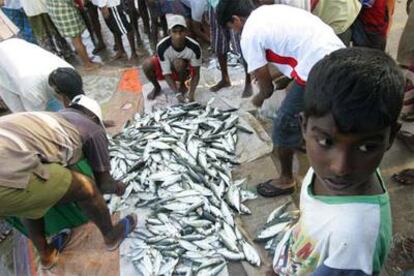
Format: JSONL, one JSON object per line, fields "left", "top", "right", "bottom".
{"left": 209, "top": 6, "right": 241, "bottom": 55}
{"left": 104, "top": 4, "right": 132, "bottom": 36}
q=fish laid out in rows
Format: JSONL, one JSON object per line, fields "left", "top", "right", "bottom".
{"left": 106, "top": 100, "right": 261, "bottom": 275}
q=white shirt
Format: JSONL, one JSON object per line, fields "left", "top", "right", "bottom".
{"left": 0, "top": 38, "right": 73, "bottom": 112}
{"left": 180, "top": 0, "right": 207, "bottom": 22}
{"left": 241, "top": 5, "right": 344, "bottom": 84}
{"left": 91, "top": 0, "right": 120, "bottom": 8}
{"left": 20, "top": 0, "right": 47, "bottom": 16}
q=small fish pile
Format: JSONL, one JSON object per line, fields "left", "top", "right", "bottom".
{"left": 107, "top": 100, "right": 261, "bottom": 275}
{"left": 255, "top": 201, "right": 300, "bottom": 255}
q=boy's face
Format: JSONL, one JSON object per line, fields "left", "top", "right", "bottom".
{"left": 302, "top": 113, "right": 397, "bottom": 196}
{"left": 170, "top": 26, "right": 187, "bottom": 49}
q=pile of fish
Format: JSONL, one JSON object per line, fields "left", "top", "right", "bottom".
{"left": 107, "top": 100, "right": 261, "bottom": 275}
{"left": 254, "top": 201, "right": 300, "bottom": 255}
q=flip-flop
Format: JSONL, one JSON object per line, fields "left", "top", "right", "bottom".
{"left": 397, "top": 131, "right": 414, "bottom": 152}
{"left": 392, "top": 169, "right": 414, "bottom": 185}
{"left": 0, "top": 229, "right": 11, "bottom": 243}
{"left": 41, "top": 230, "right": 72, "bottom": 270}
{"left": 106, "top": 214, "right": 137, "bottom": 252}
{"left": 257, "top": 180, "right": 295, "bottom": 197}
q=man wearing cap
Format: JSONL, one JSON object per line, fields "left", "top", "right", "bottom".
{"left": 0, "top": 91, "right": 137, "bottom": 268}
{"left": 142, "top": 14, "right": 202, "bottom": 102}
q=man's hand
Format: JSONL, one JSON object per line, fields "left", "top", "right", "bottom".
{"left": 252, "top": 93, "right": 266, "bottom": 107}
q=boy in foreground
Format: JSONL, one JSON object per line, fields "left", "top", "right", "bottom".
{"left": 272, "top": 47, "right": 405, "bottom": 275}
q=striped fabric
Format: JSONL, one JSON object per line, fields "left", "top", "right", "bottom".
{"left": 209, "top": 5, "right": 241, "bottom": 55}
{"left": 46, "top": 0, "right": 85, "bottom": 38}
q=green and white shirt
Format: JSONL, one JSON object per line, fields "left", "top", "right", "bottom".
{"left": 273, "top": 168, "right": 392, "bottom": 275}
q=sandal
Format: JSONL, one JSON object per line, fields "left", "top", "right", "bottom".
{"left": 401, "top": 112, "right": 414, "bottom": 122}
{"left": 41, "top": 229, "right": 72, "bottom": 270}
{"left": 0, "top": 227, "right": 11, "bottom": 244}
{"left": 257, "top": 180, "right": 296, "bottom": 197}
{"left": 106, "top": 214, "right": 138, "bottom": 252}
{"left": 397, "top": 130, "right": 414, "bottom": 152}
{"left": 392, "top": 169, "right": 414, "bottom": 185}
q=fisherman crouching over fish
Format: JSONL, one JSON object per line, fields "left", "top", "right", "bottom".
{"left": 0, "top": 72, "right": 137, "bottom": 269}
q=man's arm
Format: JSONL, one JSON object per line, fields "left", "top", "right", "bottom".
{"left": 252, "top": 64, "right": 274, "bottom": 107}
{"left": 190, "top": 21, "right": 210, "bottom": 43}
{"left": 188, "top": 66, "right": 200, "bottom": 102}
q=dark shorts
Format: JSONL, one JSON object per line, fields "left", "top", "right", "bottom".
{"left": 151, "top": 56, "right": 195, "bottom": 81}
{"left": 104, "top": 4, "right": 132, "bottom": 36}
{"left": 272, "top": 81, "right": 305, "bottom": 148}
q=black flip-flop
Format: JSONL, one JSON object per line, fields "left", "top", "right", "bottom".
{"left": 392, "top": 169, "right": 414, "bottom": 186}
{"left": 257, "top": 180, "right": 295, "bottom": 197}
{"left": 106, "top": 214, "right": 137, "bottom": 252}
{"left": 41, "top": 230, "right": 72, "bottom": 270}
{"left": 397, "top": 131, "right": 414, "bottom": 152}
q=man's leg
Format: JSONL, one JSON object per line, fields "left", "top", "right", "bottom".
{"left": 242, "top": 59, "right": 253, "bottom": 98}
{"left": 143, "top": 56, "right": 162, "bottom": 100}
{"left": 57, "top": 170, "right": 136, "bottom": 248}
{"left": 71, "top": 36, "right": 99, "bottom": 70}
{"left": 210, "top": 53, "right": 231, "bottom": 92}
{"left": 22, "top": 218, "right": 57, "bottom": 267}
{"left": 138, "top": 0, "right": 150, "bottom": 35}
{"left": 127, "top": 31, "right": 138, "bottom": 59}
{"left": 112, "top": 34, "right": 127, "bottom": 60}
{"left": 86, "top": 2, "right": 106, "bottom": 54}
{"left": 257, "top": 81, "right": 305, "bottom": 197}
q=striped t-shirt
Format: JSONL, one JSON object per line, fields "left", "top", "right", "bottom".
{"left": 273, "top": 168, "right": 392, "bottom": 275}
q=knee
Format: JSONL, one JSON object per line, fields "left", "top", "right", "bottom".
{"left": 72, "top": 172, "right": 99, "bottom": 201}
{"left": 173, "top": 59, "right": 187, "bottom": 72}
{"left": 142, "top": 57, "right": 155, "bottom": 76}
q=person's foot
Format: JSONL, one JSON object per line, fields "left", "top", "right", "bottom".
{"left": 40, "top": 248, "right": 59, "bottom": 270}
{"left": 147, "top": 86, "right": 161, "bottom": 100}
{"left": 186, "top": 94, "right": 195, "bottom": 103}
{"left": 397, "top": 130, "right": 414, "bottom": 152}
{"left": 84, "top": 62, "right": 101, "bottom": 72}
{"left": 242, "top": 83, "right": 253, "bottom": 98}
{"left": 0, "top": 221, "right": 11, "bottom": 244}
{"left": 111, "top": 51, "right": 127, "bottom": 61}
{"left": 210, "top": 79, "right": 231, "bottom": 92}
{"left": 92, "top": 43, "right": 106, "bottom": 55}
{"left": 176, "top": 93, "right": 186, "bottom": 103}
{"left": 41, "top": 230, "right": 71, "bottom": 270}
{"left": 392, "top": 169, "right": 414, "bottom": 185}
{"left": 129, "top": 52, "right": 139, "bottom": 62}
{"left": 257, "top": 177, "right": 296, "bottom": 197}
{"left": 100, "top": 181, "right": 126, "bottom": 196}
{"left": 105, "top": 214, "right": 138, "bottom": 251}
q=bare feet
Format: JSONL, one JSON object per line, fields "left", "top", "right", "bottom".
{"left": 187, "top": 94, "right": 195, "bottom": 103}
{"left": 210, "top": 79, "right": 231, "bottom": 92}
{"left": 40, "top": 247, "right": 59, "bottom": 270}
{"left": 105, "top": 214, "right": 138, "bottom": 251}
{"left": 147, "top": 86, "right": 161, "bottom": 100}
{"left": 111, "top": 51, "right": 127, "bottom": 61}
{"left": 92, "top": 43, "right": 106, "bottom": 55}
{"left": 129, "top": 53, "right": 139, "bottom": 62}
{"left": 176, "top": 93, "right": 186, "bottom": 103}
{"left": 84, "top": 62, "right": 101, "bottom": 72}
{"left": 242, "top": 83, "right": 253, "bottom": 98}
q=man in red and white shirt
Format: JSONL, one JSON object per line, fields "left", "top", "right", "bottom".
{"left": 216, "top": 1, "right": 344, "bottom": 197}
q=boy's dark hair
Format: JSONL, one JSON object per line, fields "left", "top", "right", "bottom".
{"left": 305, "top": 47, "right": 405, "bottom": 133}
{"left": 216, "top": 0, "right": 255, "bottom": 27}
{"left": 48, "top": 67, "right": 84, "bottom": 100}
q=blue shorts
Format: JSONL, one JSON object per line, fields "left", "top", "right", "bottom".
{"left": 272, "top": 81, "right": 305, "bottom": 148}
